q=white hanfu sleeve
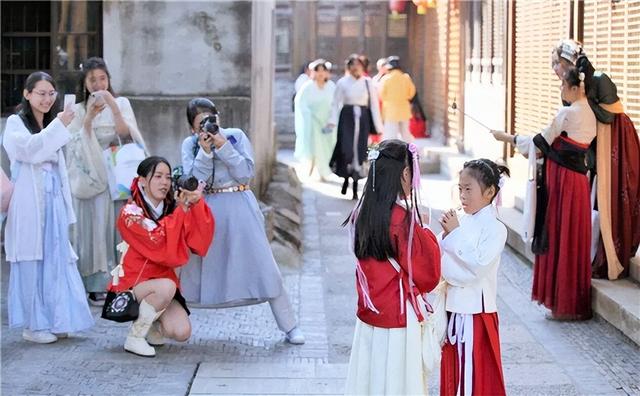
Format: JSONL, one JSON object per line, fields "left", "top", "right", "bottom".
{"left": 441, "top": 224, "right": 507, "bottom": 287}
{"left": 3, "top": 116, "right": 70, "bottom": 164}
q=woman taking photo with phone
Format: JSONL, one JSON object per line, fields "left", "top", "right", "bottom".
{"left": 66, "top": 57, "right": 147, "bottom": 305}
{"left": 3, "top": 71, "right": 94, "bottom": 343}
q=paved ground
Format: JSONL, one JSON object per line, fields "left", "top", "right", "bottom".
{"left": 1, "top": 73, "right": 639, "bottom": 395}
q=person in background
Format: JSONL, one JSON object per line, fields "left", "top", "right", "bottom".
{"left": 358, "top": 55, "right": 371, "bottom": 77}
{"left": 294, "top": 59, "right": 337, "bottom": 181}
{"left": 372, "top": 58, "right": 389, "bottom": 84}
{"left": 292, "top": 64, "right": 311, "bottom": 112}
{"left": 379, "top": 56, "right": 417, "bottom": 142}
{"left": 328, "top": 54, "right": 384, "bottom": 200}
{"left": 3, "top": 71, "right": 94, "bottom": 344}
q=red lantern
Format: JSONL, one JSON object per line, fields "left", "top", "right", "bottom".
{"left": 389, "top": 0, "right": 407, "bottom": 15}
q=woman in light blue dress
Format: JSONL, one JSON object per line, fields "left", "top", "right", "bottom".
{"left": 2, "top": 72, "right": 94, "bottom": 344}
{"left": 178, "top": 98, "right": 305, "bottom": 344}
{"left": 294, "top": 59, "right": 337, "bottom": 180}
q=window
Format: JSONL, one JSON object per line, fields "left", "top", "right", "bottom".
{"left": 1, "top": 1, "right": 102, "bottom": 116}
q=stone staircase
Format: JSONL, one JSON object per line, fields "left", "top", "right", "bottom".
{"left": 420, "top": 139, "right": 640, "bottom": 346}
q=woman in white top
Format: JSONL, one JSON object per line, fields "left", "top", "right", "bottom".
{"left": 66, "top": 57, "right": 146, "bottom": 304}
{"left": 2, "top": 71, "right": 94, "bottom": 344}
{"left": 492, "top": 66, "right": 596, "bottom": 321}
{"left": 438, "top": 158, "right": 509, "bottom": 396}
{"left": 327, "top": 54, "right": 384, "bottom": 200}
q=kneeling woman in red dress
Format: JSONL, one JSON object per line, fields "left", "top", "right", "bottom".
{"left": 108, "top": 156, "right": 214, "bottom": 357}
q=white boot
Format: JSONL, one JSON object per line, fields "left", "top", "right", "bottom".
{"left": 146, "top": 321, "right": 165, "bottom": 347}
{"left": 124, "top": 300, "right": 165, "bottom": 357}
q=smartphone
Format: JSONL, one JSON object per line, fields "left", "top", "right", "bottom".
{"left": 64, "top": 94, "right": 76, "bottom": 109}
{"left": 91, "top": 92, "right": 105, "bottom": 106}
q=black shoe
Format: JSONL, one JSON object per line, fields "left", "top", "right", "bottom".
{"left": 352, "top": 178, "right": 359, "bottom": 200}
{"left": 341, "top": 178, "right": 349, "bottom": 195}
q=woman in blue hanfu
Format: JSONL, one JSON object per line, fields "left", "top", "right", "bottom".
{"left": 294, "top": 58, "right": 337, "bottom": 181}
{"left": 178, "top": 98, "right": 305, "bottom": 345}
{"left": 3, "top": 71, "right": 94, "bottom": 344}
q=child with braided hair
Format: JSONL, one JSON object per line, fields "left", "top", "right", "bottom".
{"left": 439, "top": 158, "right": 509, "bottom": 396}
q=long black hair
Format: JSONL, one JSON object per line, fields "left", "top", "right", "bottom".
{"left": 461, "top": 159, "right": 510, "bottom": 202}
{"left": 80, "top": 57, "right": 116, "bottom": 105}
{"left": 575, "top": 55, "right": 596, "bottom": 102}
{"left": 134, "top": 156, "right": 177, "bottom": 222}
{"left": 345, "top": 139, "right": 416, "bottom": 260}
{"left": 18, "top": 71, "right": 61, "bottom": 134}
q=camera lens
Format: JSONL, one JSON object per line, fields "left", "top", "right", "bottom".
{"left": 177, "top": 176, "right": 199, "bottom": 192}
{"left": 200, "top": 115, "right": 219, "bottom": 135}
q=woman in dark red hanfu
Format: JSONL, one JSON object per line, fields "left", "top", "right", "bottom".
{"left": 492, "top": 65, "right": 596, "bottom": 320}
{"left": 551, "top": 39, "right": 640, "bottom": 281}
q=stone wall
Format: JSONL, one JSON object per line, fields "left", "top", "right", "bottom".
{"left": 102, "top": 1, "right": 275, "bottom": 196}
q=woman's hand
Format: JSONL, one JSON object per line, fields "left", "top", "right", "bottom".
{"left": 439, "top": 209, "right": 460, "bottom": 237}
{"left": 177, "top": 189, "right": 203, "bottom": 210}
{"left": 94, "top": 90, "right": 116, "bottom": 109}
{"left": 57, "top": 105, "right": 75, "bottom": 127}
{"left": 83, "top": 95, "right": 106, "bottom": 133}
{"left": 211, "top": 132, "right": 227, "bottom": 149}
{"left": 198, "top": 132, "right": 214, "bottom": 154}
{"left": 490, "top": 130, "right": 512, "bottom": 143}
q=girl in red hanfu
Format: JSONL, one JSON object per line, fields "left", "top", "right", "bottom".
{"left": 108, "top": 156, "right": 214, "bottom": 357}
{"left": 492, "top": 65, "right": 596, "bottom": 320}
{"left": 439, "top": 159, "right": 510, "bottom": 396}
{"left": 344, "top": 139, "right": 441, "bottom": 395}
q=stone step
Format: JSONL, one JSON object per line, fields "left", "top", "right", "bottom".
{"left": 498, "top": 205, "right": 640, "bottom": 346}
{"left": 189, "top": 362, "right": 347, "bottom": 395}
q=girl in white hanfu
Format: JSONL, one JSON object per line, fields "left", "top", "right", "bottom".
{"left": 66, "top": 57, "right": 146, "bottom": 305}
{"left": 3, "top": 72, "right": 94, "bottom": 344}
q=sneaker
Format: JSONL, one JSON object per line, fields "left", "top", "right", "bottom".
{"left": 53, "top": 333, "right": 68, "bottom": 339}
{"left": 22, "top": 329, "right": 58, "bottom": 344}
{"left": 285, "top": 327, "right": 305, "bottom": 345}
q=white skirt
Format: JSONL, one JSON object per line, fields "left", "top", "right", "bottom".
{"left": 345, "top": 301, "right": 427, "bottom": 395}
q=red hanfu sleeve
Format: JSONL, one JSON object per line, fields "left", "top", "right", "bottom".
{"left": 183, "top": 199, "right": 215, "bottom": 256}
{"left": 117, "top": 203, "right": 190, "bottom": 267}
{"left": 391, "top": 217, "right": 442, "bottom": 294}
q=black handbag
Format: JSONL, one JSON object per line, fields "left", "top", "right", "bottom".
{"left": 101, "top": 290, "right": 139, "bottom": 323}
{"left": 101, "top": 254, "right": 147, "bottom": 323}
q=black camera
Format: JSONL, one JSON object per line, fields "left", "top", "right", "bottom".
{"left": 171, "top": 166, "right": 199, "bottom": 192}
{"left": 200, "top": 114, "right": 219, "bottom": 135}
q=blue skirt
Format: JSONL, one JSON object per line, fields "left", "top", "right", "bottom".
{"left": 180, "top": 190, "right": 284, "bottom": 306}
{"left": 8, "top": 169, "right": 94, "bottom": 333}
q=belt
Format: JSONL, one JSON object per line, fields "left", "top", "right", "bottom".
{"left": 204, "top": 184, "right": 250, "bottom": 194}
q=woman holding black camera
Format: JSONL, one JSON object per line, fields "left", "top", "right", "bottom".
{"left": 179, "top": 98, "right": 305, "bottom": 345}
{"left": 107, "top": 156, "right": 214, "bottom": 357}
